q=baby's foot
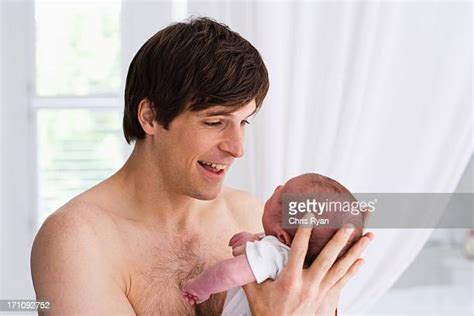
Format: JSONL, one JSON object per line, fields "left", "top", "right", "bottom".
{"left": 182, "top": 291, "right": 197, "bottom": 305}
{"left": 182, "top": 290, "right": 210, "bottom": 305}
{"left": 182, "top": 282, "right": 211, "bottom": 305}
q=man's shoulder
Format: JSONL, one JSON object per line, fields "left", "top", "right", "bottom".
{"left": 220, "top": 186, "right": 264, "bottom": 231}
{"left": 31, "top": 198, "right": 133, "bottom": 314}
{"left": 220, "top": 186, "right": 264, "bottom": 211}
{"left": 38, "top": 197, "right": 110, "bottom": 237}
{"left": 32, "top": 196, "right": 118, "bottom": 265}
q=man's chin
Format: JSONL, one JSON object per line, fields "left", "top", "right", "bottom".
{"left": 190, "top": 185, "right": 222, "bottom": 201}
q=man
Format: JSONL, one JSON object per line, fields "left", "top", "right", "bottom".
{"left": 31, "top": 17, "right": 371, "bottom": 315}
{"left": 32, "top": 17, "right": 266, "bottom": 315}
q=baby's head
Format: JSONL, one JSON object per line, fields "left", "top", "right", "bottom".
{"left": 262, "top": 173, "right": 366, "bottom": 267}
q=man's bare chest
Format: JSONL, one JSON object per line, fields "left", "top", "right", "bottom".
{"left": 124, "top": 232, "right": 229, "bottom": 315}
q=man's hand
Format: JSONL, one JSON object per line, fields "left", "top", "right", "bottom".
{"left": 315, "top": 232, "right": 372, "bottom": 315}
{"left": 242, "top": 219, "right": 373, "bottom": 315}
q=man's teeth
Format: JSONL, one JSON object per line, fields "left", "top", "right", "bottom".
{"left": 199, "top": 161, "right": 226, "bottom": 171}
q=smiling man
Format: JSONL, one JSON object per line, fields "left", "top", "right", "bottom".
{"left": 31, "top": 17, "right": 268, "bottom": 315}
{"left": 30, "top": 17, "right": 370, "bottom": 316}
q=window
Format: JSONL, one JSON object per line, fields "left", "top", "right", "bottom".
{"left": 33, "top": 0, "right": 130, "bottom": 225}
{"left": 35, "top": 1, "right": 121, "bottom": 96}
{"left": 36, "top": 108, "right": 127, "bottom": 224}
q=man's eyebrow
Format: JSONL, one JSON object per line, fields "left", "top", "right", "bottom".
{"left": 202, "top": 108, "right": 257, "bottom": 118}
{"left": 203, "top": 110, "right": 235, "bottom": 117}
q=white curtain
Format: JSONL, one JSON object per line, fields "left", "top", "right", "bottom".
{"left": 124, "top": 1, "right": 472, "bottom": 313}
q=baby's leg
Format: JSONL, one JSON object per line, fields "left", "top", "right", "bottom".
{"left": 182, "top": 255, "right": 256, "bottom": 305}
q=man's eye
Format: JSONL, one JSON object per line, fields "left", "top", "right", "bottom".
{"left": 205, "top": 121, "right": 222, "bottom": 126}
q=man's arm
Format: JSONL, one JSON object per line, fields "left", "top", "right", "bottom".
{"left": 182, "top": 255, "right": 255, "bottom": 305}
{"left": 31, "top": 208, "right": 135, "bottom": 316}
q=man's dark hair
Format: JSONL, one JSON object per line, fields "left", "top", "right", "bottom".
{"left": 123, "top": 17, "right": 269, "bottom": 143}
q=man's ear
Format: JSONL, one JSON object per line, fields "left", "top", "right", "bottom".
{"left": 137, "top": 98, "right": 156, "bottom": 135}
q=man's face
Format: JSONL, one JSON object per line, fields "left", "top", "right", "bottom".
{"left": 152, "top": 99, "right": 257, "bottom": 200}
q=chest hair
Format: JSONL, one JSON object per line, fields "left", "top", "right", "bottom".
{"left": 129, "top": 234, "right": 227, "bottom": 315}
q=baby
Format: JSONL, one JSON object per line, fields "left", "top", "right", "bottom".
{"left": 182, "top": 173, "right": 366, "bottom": 307}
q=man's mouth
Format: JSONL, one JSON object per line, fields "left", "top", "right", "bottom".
{"left": 198, "top": 160, "right": 227, "bottom": 174}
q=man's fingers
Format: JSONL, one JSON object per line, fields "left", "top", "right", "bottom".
{"left": 320, "top": 234, "right": 372, "bottom": 290}
{"left": 282, "top": 214, "right": 313, "bottom": 276}
{"left": 307, "top": 224, "right": 355, "bottom": 283}
{"left": 331, "top": 258, "right": 364, "bottom": 291}
{"left": 363, "top": 231, "right": 375, "bottom": 241}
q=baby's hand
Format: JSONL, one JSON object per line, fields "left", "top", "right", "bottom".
{"left": 182, "top": 282, "right": 210, "bottom": 305}
{"left": 229, "top": 232, "right": 263, "bottom": 256}
{"left": 228, "top": 232, "right": 259, "bottom": 248}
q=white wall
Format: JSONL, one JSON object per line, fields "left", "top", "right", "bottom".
{"left": 0, "top": 0, "right": 4, "bottom": 300}
{"left": 0, "top": 1, "right": 37, "bottom": 300}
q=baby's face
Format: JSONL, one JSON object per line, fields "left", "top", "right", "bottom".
{"left": 262, "top": 185, "right": 284, "bottom": 238}
{"left": 262, "top": 176, "right": 308, "bottom": 242}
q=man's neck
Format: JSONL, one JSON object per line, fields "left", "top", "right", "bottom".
{"left": 108, "top": 143, "right": 211, "bottom": 232}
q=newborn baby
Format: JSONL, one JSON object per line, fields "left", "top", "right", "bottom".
{"left": 182, "top": 173, "right": 366, "bottom": 307}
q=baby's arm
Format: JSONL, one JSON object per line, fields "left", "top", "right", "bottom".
{"left": 182, "top": 255, "right": 256, "bottom": 305}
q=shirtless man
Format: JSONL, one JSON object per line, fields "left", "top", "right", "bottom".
{"left": 31, "top": 17, "right": 372, "bottom": 315}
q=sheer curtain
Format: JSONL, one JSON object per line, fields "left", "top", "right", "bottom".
{"left": 124, "top": 1, "right": 472, "bottom": 313}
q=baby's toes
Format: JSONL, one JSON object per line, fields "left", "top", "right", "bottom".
{"left": 182, "top": 292, "right": 197, "bottom": 305}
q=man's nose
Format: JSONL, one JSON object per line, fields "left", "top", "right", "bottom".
{"left": 218, "top": 127, "right": 244, "bottom": 158}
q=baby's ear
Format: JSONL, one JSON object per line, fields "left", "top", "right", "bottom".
{"left": 277, "top": 229, "right": 292, "bottom": 246}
